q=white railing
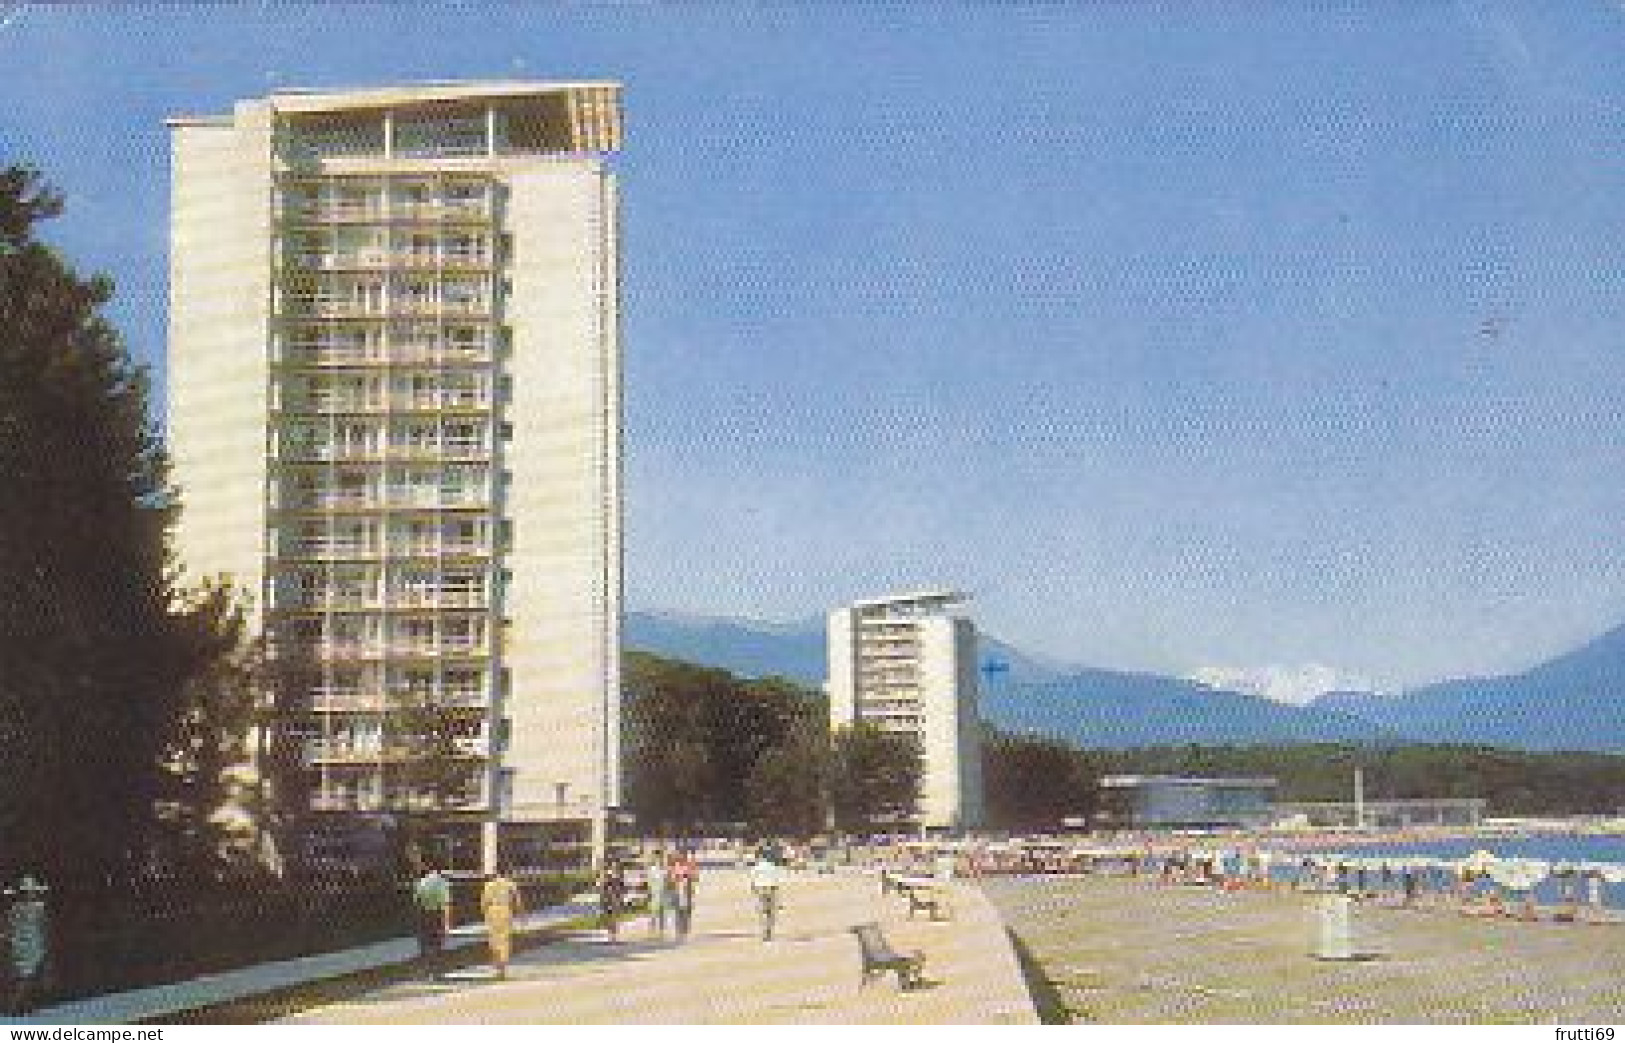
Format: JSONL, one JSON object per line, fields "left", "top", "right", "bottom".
{"left": 390, "top": 589, "right": 486, "bottom": 609}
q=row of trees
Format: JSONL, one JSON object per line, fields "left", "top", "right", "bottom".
{"left": 623, "top": 651, "right": 923, "bottom": 837}
{"left": 1, "top": 166, "right": 264, "bottom": 898}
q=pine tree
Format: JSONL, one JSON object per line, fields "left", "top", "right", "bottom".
{"left": 0, "top": 165, "right": 189, "bottom": 892}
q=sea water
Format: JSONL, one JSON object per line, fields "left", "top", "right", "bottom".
{"left": 1298, "top": 834, "right": 1625, "bottom": 905}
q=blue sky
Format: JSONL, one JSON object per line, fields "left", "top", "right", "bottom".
{"left": 4, "top": 2, "right": 1624, "bottom": 694}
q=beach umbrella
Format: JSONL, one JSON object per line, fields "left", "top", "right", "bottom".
{"left": 1488, "top": 858, "right": 1549, "bottom": 892}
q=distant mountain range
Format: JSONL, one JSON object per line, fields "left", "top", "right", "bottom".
{"left": 626, "top": 609, "right": 1625, "bottom": 753}
{"left": 1311, "top": 622, "right": 1625, "bottom": 752}
{"left": 624, "top": 611, "right": 1393, "bottom": 749}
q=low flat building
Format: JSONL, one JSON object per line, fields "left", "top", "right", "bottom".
{"left": 1098, "top": 775, "right": 1278, "bottom": 830}
{"left": 1272, "top": 797, "right": 1486, "bottom": 830}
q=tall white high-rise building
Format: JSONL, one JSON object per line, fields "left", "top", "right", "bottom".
{"left": 827, "top": 591, "right": 984, "bottom": 832}
{"left": 167, "top": 82, "right": 622, "bottom": 871}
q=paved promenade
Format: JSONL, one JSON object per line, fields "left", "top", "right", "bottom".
{"left": 18, "top": 903, "right": 596, "bottom": 1025}
{"left": 284, "top": 868, "right": 1037, "bottom": 1024}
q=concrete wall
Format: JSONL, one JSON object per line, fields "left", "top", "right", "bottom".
{"left": 827, "top": 608, "right": 858, "bottom": 729}
{"left": 916, "top": 617, "right": 963, "bottom": 830}
{"left": 952, "top": 617, "right": 985, "bottom": 829}
{"left": 499, "top": 159, "right": 621, "bottom": 824}
{"left": 168, "top": 103, "right": 274, "bottom": 615}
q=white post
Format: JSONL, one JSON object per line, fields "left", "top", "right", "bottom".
{"left": 1354, "top": 768, "right": 1365, "bottom": 830}
{"left": 1313, "top": 892, "right": 1356, "bottom": 960}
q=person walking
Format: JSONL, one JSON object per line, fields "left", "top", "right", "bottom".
{"left": 412, "top": 864, "right": 453, "bottom": 980}
{"left": 748, "top": 845, "right": 784, "bottom": 942}
{"left": 670, "top": 848, "right": 698, "bottom": 940}
{"left": 480, "top": 866, "right": 524, "bottom": 980}
{"left": 6, "top": 876, "right": 49, "bottom": 1015}
{"left": 598, "top": 859, "right": 627, "bottom": 943}
{"left": 645, "top": 850, "right": 671, "bottom": 939}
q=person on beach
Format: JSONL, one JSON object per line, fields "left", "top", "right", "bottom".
{"left": 412, "top": 864, "right": 453, "bottom": 981}
{"left": 749, "top": 844, "right": 785, "bottom": 941}
{"left": 598, "top": 858, "right": 627, "bottom": 943}
{"left": 480, "top": 865, "right": 523, "bottom": 979}
{"left": 1585, "top": 871, "right": 1607, "bottom": 924}
{"left": 670, "top": 848, "right": 698, "bottom": 940}
{"left": 645, "top": 849, "right": 672, "bottom": 939}
{"left": 5, "top": 876, "right": 49, "bottom": 1015}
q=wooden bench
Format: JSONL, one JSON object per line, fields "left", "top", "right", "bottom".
{"left": 902, "top": 882, "right": 951, "bottom": 921}
{"left": 849, "top": 923, "right": 925, "bottom": 990}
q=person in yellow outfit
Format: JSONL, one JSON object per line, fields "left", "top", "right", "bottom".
{"left": 480, "top": 866, "right": 524, "bottom": 979}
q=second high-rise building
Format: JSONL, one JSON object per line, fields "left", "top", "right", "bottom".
{"left": 827, "top": 591, "right": 984, "bottom": 832}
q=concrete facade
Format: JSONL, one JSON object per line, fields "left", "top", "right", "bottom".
{"left": 167, "top": 81, "right": 623, "bottom": 871}
{"left": 828, "top": 592, "right": 984, "bottom": 831}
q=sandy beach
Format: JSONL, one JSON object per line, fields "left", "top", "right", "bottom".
{"left": 984, "top": 873, "right": 1625, "bottom": 1024}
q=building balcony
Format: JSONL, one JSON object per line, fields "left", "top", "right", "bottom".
{"left": 395, "top": 690, "right": 489, "bottom": 712}
{"left": 387, "top": 640, "right": 492, "bottom": 659}
{"left": 279, "top": 343, "right": 388, "bottom": 368}
{"left": 288, "top": 249, "right": 392, "bottom": 271}
{"left": 307, "top": 743, "right": 389, "bottom": 765}
{"left": 390, "top": 251, "right": 494, "bottom": 270}
{"left": 309, "top": 790, "right": 489, "bottom": 814}
{"left": 298, "top": 492, "right": 385, "bottom": 512}
{"left": 286, "top": 594, "right": 385, "bottom": 613}
{"left": 280, "top": 204, "right": 387, "bottom": 225}
{"left": 277, "top": 395, "right": 493, "bottom": 416}
{"left": 283, "top": 541, "right": 382, "bottom": 561}
{"left": 388, "top": 343, "right": 493, "bottom": 367}
{"left": 310, "top": 793, "right": 378, "bottom": 813}
{"left": 387, "top": 202, "right": 493, "bottom": 224}
{"left": 274, "top": 495, "right": 492, "bottom": 516}
{"left": 276, "top": 336, "right": 494, "bottom": 370}
{"left": 389, "top": 590, "right": 488, "bottom": 610}
{"left": 310, "top": 692, "right": 383, "bottom": 713}
{"left": 375, "top": 544, "right": 493, "bottom": 564}
{"left": 268, "top": 639, "right": 400, "bottom": 662}
{"left": 381, "top": 442, "right": 491, "bottom": 461}
{"left": 278, "top": 445, "right": 384, "bottom": 464}
{"left": 388, "top": 299, "right": 493, "bottom": 319}
{"left": 279, "top": 297, "right": 387, "bottom": 320}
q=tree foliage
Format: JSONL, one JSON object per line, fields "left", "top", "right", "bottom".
{"left": 623, "top": 651, "right": 927, "bottom": 837}
{"left": 0, "top": 165, "right": 257, "bottom": 893}
{"left": 982, "top": 730, "right": 1100, "bottom": 832}
{"left": 828, "top": 724, "right": 922, "bottom": 833}
{"left": 744, "top": 717, "right": 828, "bottom": 838}
{"left": 152, "top": 582, "right": 266, "bottom": 877}
{"left": 624, "top": 651, "right": 820, "bottom": 832}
